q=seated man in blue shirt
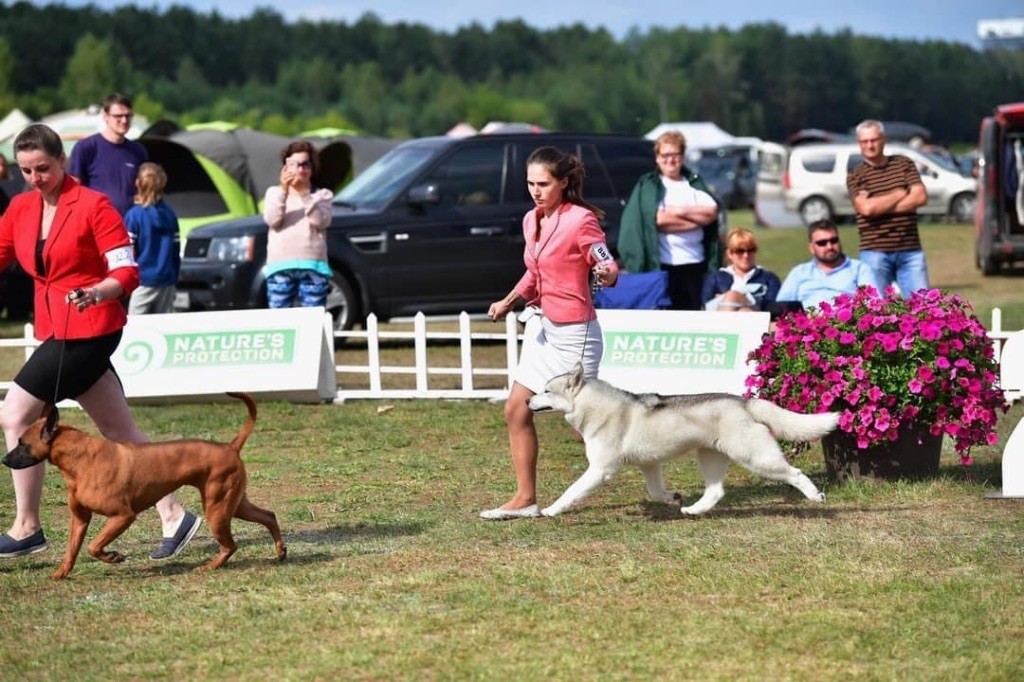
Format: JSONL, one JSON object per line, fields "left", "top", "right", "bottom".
{"left": 776, "top": 219, "right": 882, "bottom": 309}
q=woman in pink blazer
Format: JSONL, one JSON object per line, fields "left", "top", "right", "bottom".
{"left": 0, "top": 124, "right": 200, "bottom": 560}
{"left": 480, "top": 146, "right": 618, "bottom": 520}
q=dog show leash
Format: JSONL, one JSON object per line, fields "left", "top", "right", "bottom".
{"left": 49, "top": 287, "right": 91, "bottom": 406}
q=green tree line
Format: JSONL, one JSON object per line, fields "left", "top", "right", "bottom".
{"left": 0, "top": 3, "right": 1021, "bottom": 143}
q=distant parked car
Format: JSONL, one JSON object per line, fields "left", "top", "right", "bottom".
{"left": 175, "top": 133, "right": 658, "bottom": 332}
{"left": 0, "top": 178, "right": 33, "bottom": 321}
{"left": 693, "top": 145, "right": 756, "bottom": 209}
{"left": 975, "top": 102, "right": 1024, "bottom": 274}
{"left": 957, "top": 149, "right": 980, "bottom": 178}
{"left": 776, "top": 142, "right": 976, "bottom": 226}
{"left": 0, "top": 263, "right": 33, "bottom": 322}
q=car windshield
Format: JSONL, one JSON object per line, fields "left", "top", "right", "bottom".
{"left": 920, "top": 149, "right": 961, "bottom": 174}
{"left": 697, "top": 156, "right": 737, "bottom": 176}
{"left": 335, "top": 145, "right": 438, "bottom": 209}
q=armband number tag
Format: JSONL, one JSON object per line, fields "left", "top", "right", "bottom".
{"left": 105, "top": 246, "right": 137, "bottom": 270}
{"left": 590, "top": 243, "right": 613, "bottom": 263}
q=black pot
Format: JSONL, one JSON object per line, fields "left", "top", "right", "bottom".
{"left": 821, "top": 422, "right": 943, "bottom": 483}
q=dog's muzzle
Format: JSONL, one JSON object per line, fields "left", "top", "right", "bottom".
{"left": 2, "top": 444, "right": 39, "bottom": 470}
{"left": 526, "top": 395, "right": 555, "bottom": 413}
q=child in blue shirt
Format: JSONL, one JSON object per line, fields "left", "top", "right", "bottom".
{"left": 125, "top": 162, "right": 180, "bottom": 314}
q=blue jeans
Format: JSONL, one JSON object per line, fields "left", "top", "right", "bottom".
{"left": 266, "top": 269, "right": 330, "bottom": 308}
{"left": 858, "top": 249, "right": 929, "bottom": 297}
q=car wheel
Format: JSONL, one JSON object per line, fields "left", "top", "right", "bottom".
{"left": 326, "top": 271, "right": 359, "bottom": 334}
{"left": 977, "top": 249, "right": 998, "bottom": 275}
{"left": 950, "top": 192, "right": 975, "bottom": 223}
{"left": 799, "top": 196, "right": 833, "bottom": 226}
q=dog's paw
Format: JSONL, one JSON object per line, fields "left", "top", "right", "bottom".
{"left": 811, "top": 491, "right": 826, "bottom": 503}
{"left": 679, "top": 505, "right": 707, "bottom": 516}
{"left": 540, "top": 506, "right": 561, "bottom": 517}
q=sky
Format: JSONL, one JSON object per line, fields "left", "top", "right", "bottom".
{"left": 26, "top": 0, "right": 1024, "bottom": 48}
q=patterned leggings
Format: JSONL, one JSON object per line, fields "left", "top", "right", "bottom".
{"left": 266, "top": 269, "right": 330, "bottom": 308}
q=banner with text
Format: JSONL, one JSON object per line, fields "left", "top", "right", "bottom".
{"left": 596, "top": 309, "right": 769, "bottom": 395}
{"left": 114, "top": 307, "right": 337, "bottom": 402}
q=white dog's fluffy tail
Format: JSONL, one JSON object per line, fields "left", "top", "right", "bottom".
{"left": 747, "top": 399, "right": 840, "bottom": 442}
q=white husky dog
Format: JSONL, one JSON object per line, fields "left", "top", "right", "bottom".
{"left": 527, "top": 363, "right": 839, "bottom": 517}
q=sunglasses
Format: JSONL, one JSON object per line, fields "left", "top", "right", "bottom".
{"left": 813, "top": 237, "right": 840, "bottom": 247}
{"left": 731, "top": 248, "right": 757, "bottom": 255}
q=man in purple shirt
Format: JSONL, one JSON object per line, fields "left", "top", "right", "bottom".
{"left": 68, "top": 93, "right": 148, "bottom": 215}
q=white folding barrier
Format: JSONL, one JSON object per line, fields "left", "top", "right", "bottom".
{"left": 988, "top": 330, "right": 1024, "bottom": 499}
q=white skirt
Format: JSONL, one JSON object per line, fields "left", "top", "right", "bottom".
{"left": 513, "top": 308, "right": 604, "bottom": 394}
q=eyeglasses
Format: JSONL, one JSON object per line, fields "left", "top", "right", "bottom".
{"left": 730, "top": 248, "right": 757, "bottom": 255}
{"left": 813, "top": 237, "right": 840, "bottom": 247}
{"left": 107, "top": 113, "right": 133, "bottom": 120}
{"left": 657, "top": 153, "right": 682, "bottom": 161}
{"left": 291, "top": 161, "right": 313, "bottom": 170}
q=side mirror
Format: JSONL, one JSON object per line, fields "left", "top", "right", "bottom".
{"left": 407, "top": 183, "right": 441, "bottom": 206}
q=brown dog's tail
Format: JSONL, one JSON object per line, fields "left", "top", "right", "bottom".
{"left": 226, "top": 392, "right": 257, "bottom": 452}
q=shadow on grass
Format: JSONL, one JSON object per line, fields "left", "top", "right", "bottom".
{"left": 128, "top": 520, "right": 430, "bottom": 575}
{"left": 286, "top": 520, "right": 428, "bottom": 544}
{"left": 638, "top": 499, "right": 842, "bottom": 522}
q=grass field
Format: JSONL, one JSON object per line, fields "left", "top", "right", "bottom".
{"left": 1, "top": 216, "right": 1023, "bottom": 680}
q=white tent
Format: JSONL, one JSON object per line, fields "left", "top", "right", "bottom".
{"left": 445, "top": 122, "right": 478, "bottom": 138}
{"left": 42, "top": 105, "right": 148, "bottom": 145}
{"left": 645, "top": 121, "right": 738, "bottom": 149}
{"left": 0, "top": 108, "right": 32, "bottom": 142}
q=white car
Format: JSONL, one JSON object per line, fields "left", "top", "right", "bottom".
{"left": 764, "top": 142, "right": 976, "bottom": 226}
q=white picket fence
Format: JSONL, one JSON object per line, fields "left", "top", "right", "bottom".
{"left": 333, "top": 312, "right": 520, "bottom": 400}
{"left": 1, "top": 309, "right": 1023, "bottom": 402}
{"left": 330, "top": 309, "right": 1024, "bottom": 403}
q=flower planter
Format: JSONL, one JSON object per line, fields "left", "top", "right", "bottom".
{"left": 746, "top": 288, "right": 1006, "bottom": 471}
{"left": 821, "top": 422, "right": 943, "bottom": 483}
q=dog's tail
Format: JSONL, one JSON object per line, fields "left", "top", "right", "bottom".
{"left": 226, "top": 392, "right": 257, "bottom": 452}
{"left": 747, "top": 399, "right": 840, "bottom": 442}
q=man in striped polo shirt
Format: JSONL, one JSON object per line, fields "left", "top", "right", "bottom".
{"left": 846, "top": 119, "right": 928, "bottom": 297}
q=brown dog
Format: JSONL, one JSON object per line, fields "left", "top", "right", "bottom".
{"left": 2, "top": 392, "right": 286, "bottom": 579}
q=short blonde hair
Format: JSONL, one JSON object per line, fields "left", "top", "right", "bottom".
{"left": 725, "top": 227, "right": 757, "bottom": 252}
{"left": 134, "top": 162, "right": 167, "bottom": 207}
{"left": 654, "top": 130, "right": 686, "bottom": 156}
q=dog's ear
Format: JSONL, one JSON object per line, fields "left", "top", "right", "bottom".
{"left": 569, "top": 361, "right": 586, "bottom": 391}
{"left": 41, "top": 405, "right": 59, "bottom": 444}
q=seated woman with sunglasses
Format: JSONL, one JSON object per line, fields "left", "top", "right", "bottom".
{"left": 701, "top": 228, "right": 781, "bottom": 312}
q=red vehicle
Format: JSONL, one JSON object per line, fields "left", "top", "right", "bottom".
{"left": 976, "top": 102, "right": 1024, "bottom": 274}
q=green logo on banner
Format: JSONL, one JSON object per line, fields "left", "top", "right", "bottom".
{"left": 162, "top": 330, "right": 295, "bottom": 368}
{"left": 604, "top": 331, "right": 738, "bottom": 369}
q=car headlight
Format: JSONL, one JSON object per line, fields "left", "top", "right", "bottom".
{"left": 207, "top": 235, "right": 255, "bottom": 262}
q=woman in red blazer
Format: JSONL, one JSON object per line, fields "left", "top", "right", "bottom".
{"left": 480, "top": 146, "right": 618, "bottom": 520}
{"left": 0, "top": 124, "right": 200, "bottom": 560}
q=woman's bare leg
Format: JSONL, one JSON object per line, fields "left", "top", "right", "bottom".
{"left": 0, "top": 384, "right": 47, "bottom": 540}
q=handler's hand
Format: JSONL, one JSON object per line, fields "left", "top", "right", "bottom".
{"left": 66, "top": 288, "right": 98, "bottom": 312}
{"left": 592, "top": 264, "right": 616, "bottom": 287}
{"left": 488, "top": 300, "right": 510, "bottom": 321}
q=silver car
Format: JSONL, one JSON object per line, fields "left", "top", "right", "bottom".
{"left": 772, "top": 142, "right": 976, "bottom": 226}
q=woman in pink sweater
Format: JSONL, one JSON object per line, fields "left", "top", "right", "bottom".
{"left": 262, "top": 141, "right": 334, "bottom": 308}
{"left": 480, "top": 146, "right": 619, "bottom": 520}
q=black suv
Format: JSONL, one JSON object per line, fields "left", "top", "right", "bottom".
{"left": 176, "top": 133, "right": 656, "bottom": 330}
